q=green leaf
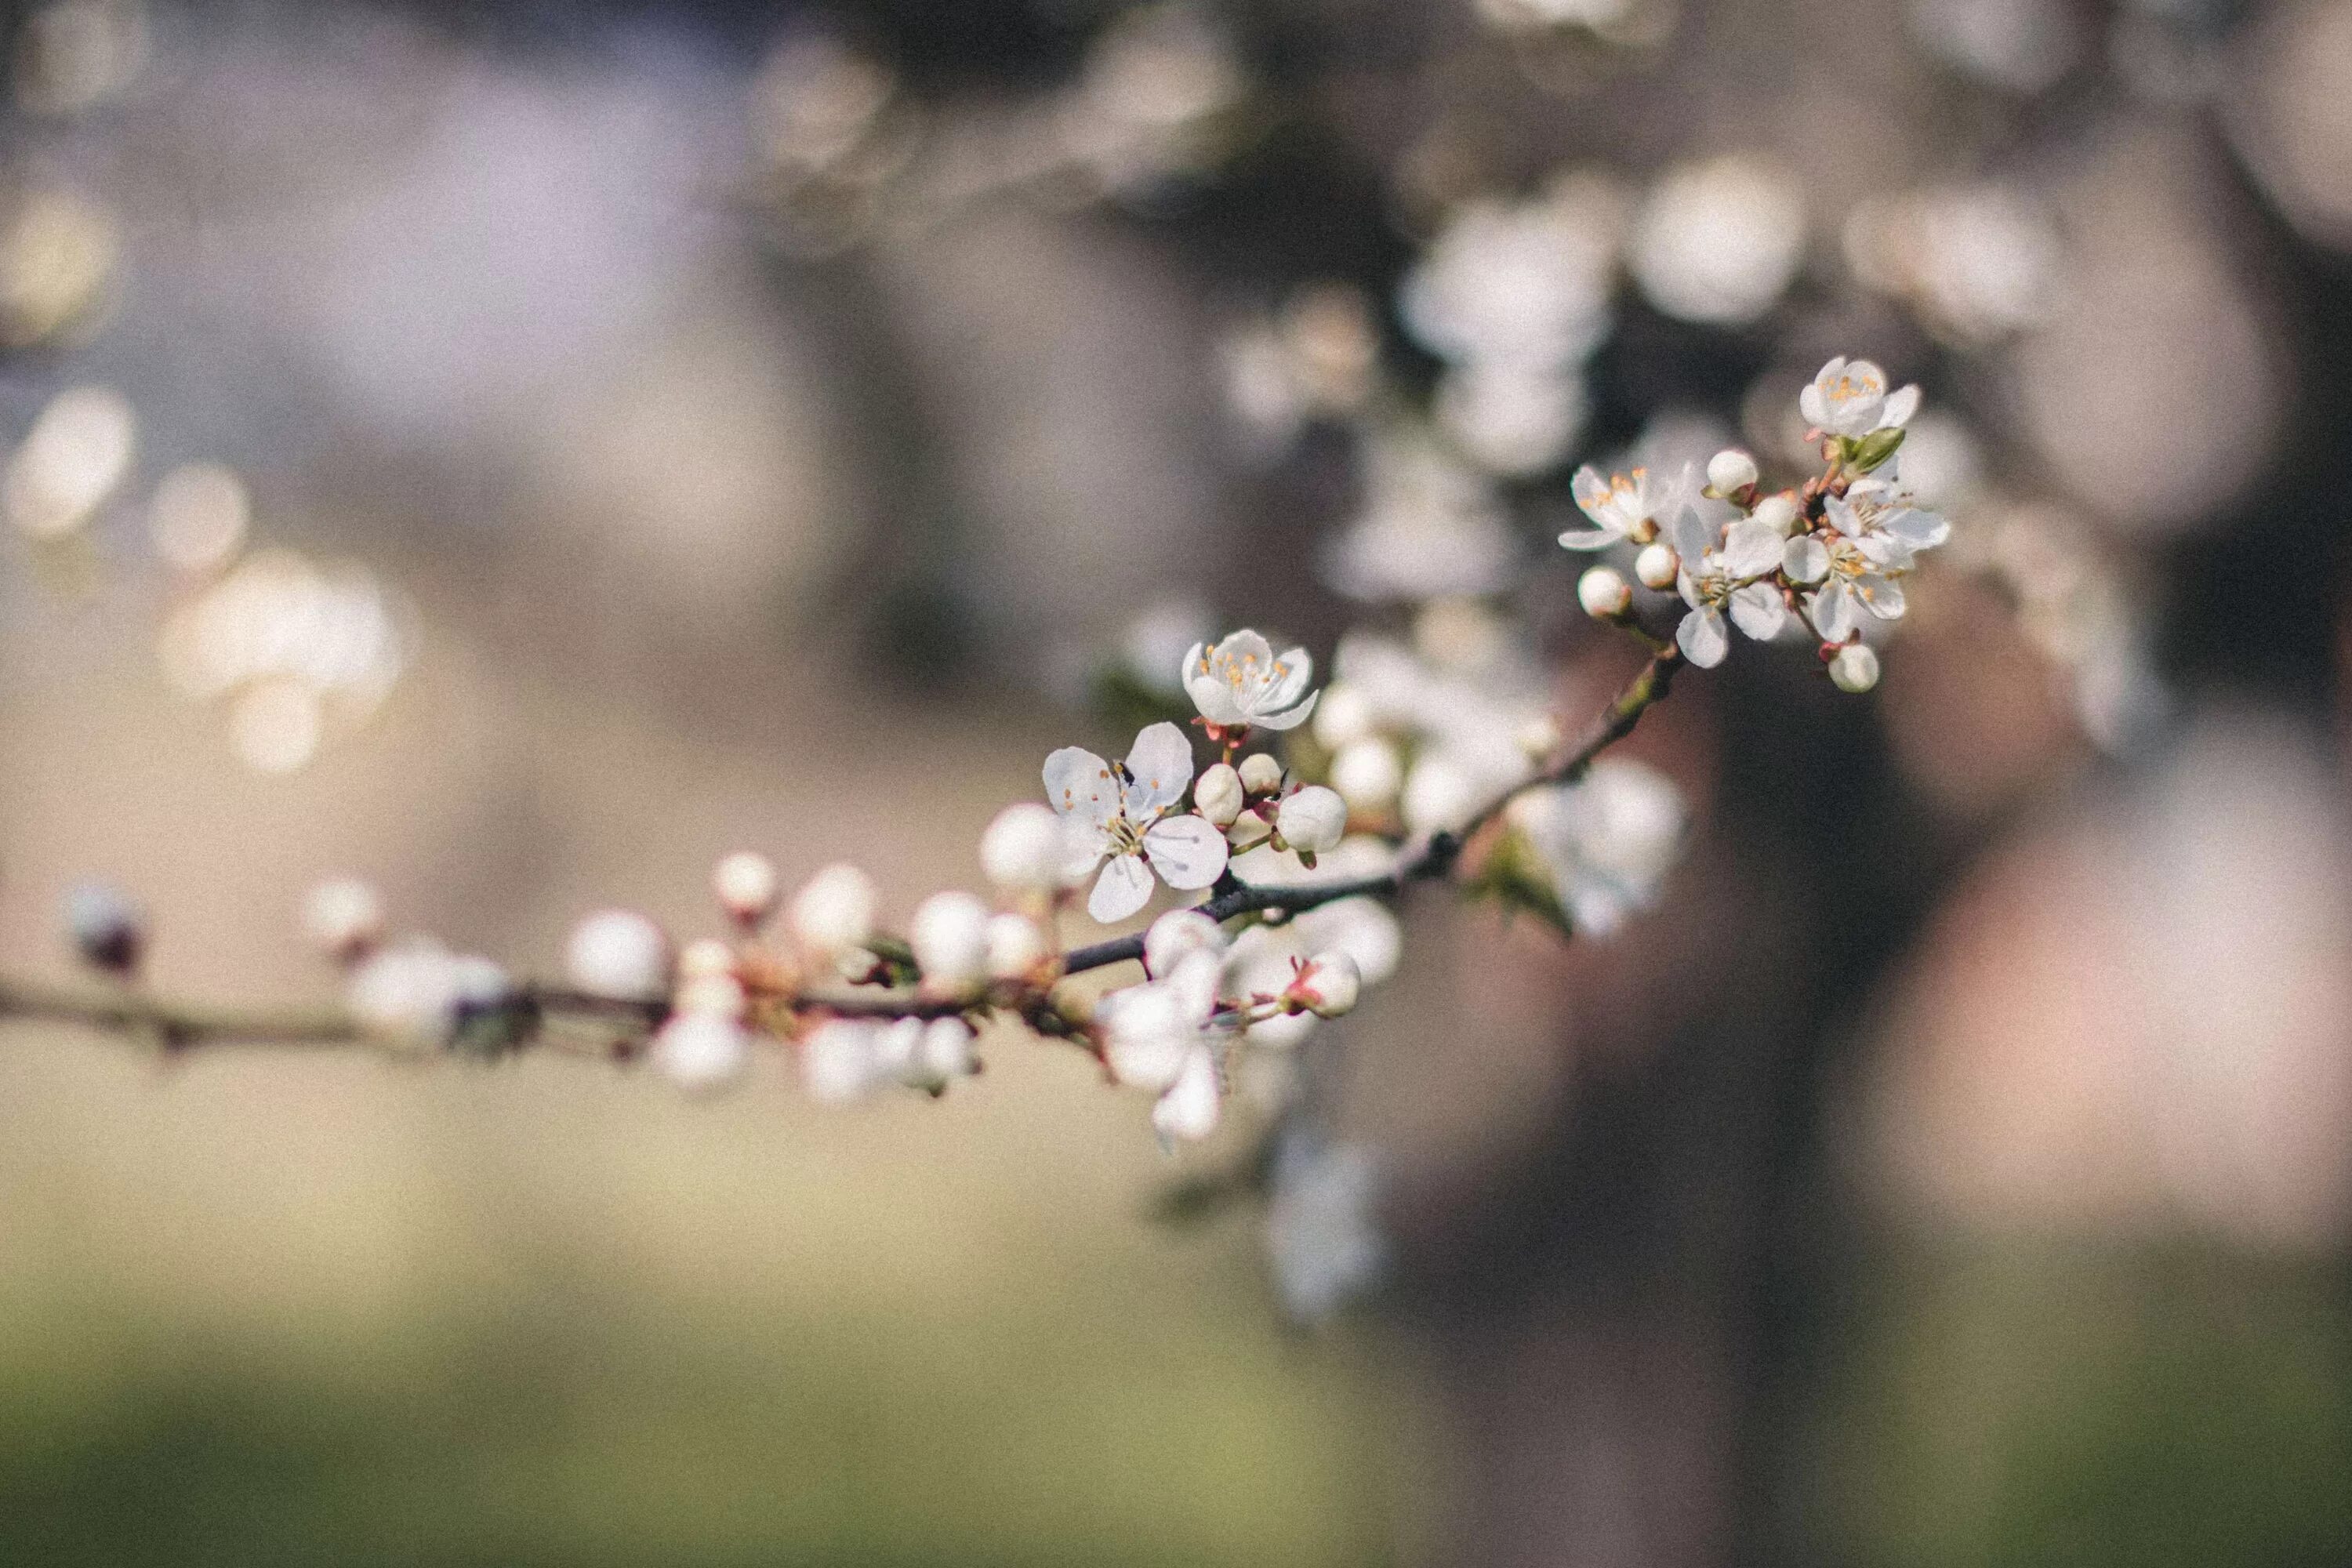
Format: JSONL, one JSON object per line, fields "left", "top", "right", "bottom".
{"left": 1843, "top": 426, "right": 1906, "bottom": 474}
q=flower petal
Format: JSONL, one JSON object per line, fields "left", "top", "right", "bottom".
{"left": 1718, "top": 518, "right": 1785, "bottom": 579}
{"left": 1250, "top": 688, "right": 1319, "bottom": 731}
{"left": 1677, "top": 606, "right": 1729, "bottom": 668}
{"left": 1144, "top": 813, "right": 1230, "bottom": 890}
{"left": 1087, "top": 853, "right": 1156, "bottom": 924}
{"left": 1784, "top": 534, "right": 1830, "bottom": 583}
{"left": 1261, "top": 647, "right": 1316, "bottom": 713}
{"left": 1807, "top": 583, "right": 1857, "bottom": 643}
{"left": 1122, "top": 721, "right": 1196, "bottom": 817}
{"left": 1152, "top": 1046, "right": 1222, "bottom": 1144}
{"left": 1879, "top": 384, "right": 1921, "bottom": 429}
{"left": 1858, "top": 574, "right": 1907, "bottom": 620}
{"left": 1881, "top": 506, "right": 1950, "bottom": 551}
{"left": 1664, "top": 503, "right": 1718, "bottom": 566}
{"left": 1728, "top": 581, "right": 1786, "bottom": 641}
{"left": 1044, "top": 747, "right": 1117, "bottom": 827}
{"left": 1557, "top": 524, "right": 1621, "bottom": 550}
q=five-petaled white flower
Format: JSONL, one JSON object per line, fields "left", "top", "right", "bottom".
{"left": 1183, "top": 630, "right": 1319, "bottom": 731}
{"left": 1559, "top": 464, "right": 1663, "bottom": 551}
{"left": 1798, "top": 356, "right": 1921, "bottom": 440}
{"left": 1782, "top": 479, "right": 1950, "bottom": 642}
{"left": 1665, "top": 503, "right": 1786, "bottom": 669}
{"left": 1047, "top": 721, "right": 1230, "bottom": 923}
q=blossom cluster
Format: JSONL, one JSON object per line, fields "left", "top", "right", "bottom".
{"left": 1563, "top": 358, "right": 1955, "bottom": 692}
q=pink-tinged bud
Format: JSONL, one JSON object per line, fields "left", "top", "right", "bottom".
{"left": 1634, "top": 543, "right": 1679, "bottom": 590}
{"left": 1276, "top": 785, "right": 1348, "bottom": 854}
{"left": 1577, "top": 565, "right": 1632, "bottom": 619}
{"left": 1237, "top": 752, "right": 1285, "bottom": 796}
{"left": 303, "top": 877, "right": 383, "bottom": 964}
{"left": 1192, "top": 761, "right": 1244, "bottom": 827}
{"left": 712, "top": 851, "right": 780, "bottom": 927}
{"left": 1285, "top": 951, "right": 1362, "bottom": 1018}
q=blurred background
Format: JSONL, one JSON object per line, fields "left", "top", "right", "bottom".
{"left": 0, "top": 0, "right": 2349, "bottom": 1563}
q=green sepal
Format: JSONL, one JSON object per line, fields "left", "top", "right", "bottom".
{"left": 1842, "top": 426, "right": 1905, "bottom": 474}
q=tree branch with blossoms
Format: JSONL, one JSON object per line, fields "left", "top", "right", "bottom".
{"left": 0, "top": 358, "right": 1949, "bottom": 1152}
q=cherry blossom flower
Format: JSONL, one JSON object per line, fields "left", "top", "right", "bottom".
{"left": 1798, "top": 356, "right": 1921, "bottom": 439}
{"left": 1098, "top": 947, "right": 1231, "bottom": 1142}
{"left": 1181, "top": 630, "right": 1319, "bottom": 731}
{"left": 1559, "top": 464, "right": 1660, "bottom": 550}
{"left": 1665, "top": 502, "right": 1787, "bottom": 668}
{"left": 1784, "top": 480, "right": 1949, "bottom": 641}
{"left": 1046, "top": 721, "right": 1229, "bottom": 922}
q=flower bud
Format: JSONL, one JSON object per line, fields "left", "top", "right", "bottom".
{"left": 1237, "top": 752, "right": 1284, "bottom": 796}
{"left": 1192, "top": 761, "right": 1243, "bottom": 827}
{"left": 978, "top": 802, "right": 1068, "bottom": 891}
{"left": 1311, "top": 681, "right": 1376, "bottom": 750}
{"left": 1330, "top": 737, "right": 1402, "bottom": 811}
{"left": 1144, "top": 908, "right": 1225, "bottom": 977}
{"left": 1828, "top": 641, "right": 1881, "bottom": 694}
{"left": 1707, "top": 448, "right": 1759, "bottom": 495}
{"left": 789, "top": 863, "right": 876, "bottom": 956}
{"left": 1627, "top": 547, "right": 1674, "bottom": 596}
{"left": 652, "top": 1011, "right": 750, "bottom": 1094}
{"left": 903, "top": 1017, "right": 978, "bottom": 1092}
{"left": 711, "top": 851, "right": 780, "bottom": 927}
{"left": 347, "top": 940, "right": 462, "bottom": 1047}
{"left": 1228, "top": 808, "right": 1272, "bottom": 849}
{"left": 984, "top": 911, "right": 1048, "bottom": 981}
{"left": 1577, "top": 564, "right": 1632, "bottom": 620}
{"left": 1287, "top": 951, "right": 1362, "bottom": 1018}
{"left": 302, "top": 877, "right": 383, "bottom": 964}
{"left": 677, "top": 937, "right": 736, "bottom": 981}
{"left": 1276, "top": 785, "right": 1348, "bottom": 854}
{"left": 564, "top": 909, "right": 673, "bottom": 1003}
{"left": 1751, "top": 491, "right": 1801, "bottom": 536}
{"left": 910, "top": 890, "right": 990, "bottom": 994}
{"left": 64, "top": 882, "right": 142, "bottom": 974}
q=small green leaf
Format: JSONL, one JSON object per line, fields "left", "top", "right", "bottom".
{"left": 1843, "top": 426, "right": 1906, "bottom": 474}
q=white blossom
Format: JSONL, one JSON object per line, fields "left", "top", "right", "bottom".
{"left": 1509, "top": 757, "right": 1686, "bottom": 936}
{"left": 1047, "top": 722, "right": 1229, "bottom": 924}
{"left": 1559, "top": 464, "right": 1661, "bottom": 550}
{"left": 1098, "top": 948, "right": 1232, "bottom": 1143}
{"left": 978, "top": 802, "right": 1074, "bottom": 892}
{"left": 564, "top": 909, "right": 673, "bottom": 1003}
{"left": 1798, "top": 356, "right": 1921, "bottom": 439}
{"left": 1264, "top": 1137, "right": 1385, "bottom": 1323}
{"left": 652, "top": 1011, "right": 750, "bottom": 1094}
{"left": 1330, "top": 737, "right": 1403, "bottom": 811}
{"left": 1181, "top": 630, "right": 1319, "bottom": 731}
{"left": 802, "top": 1018, "right": 903, "bottom": 1104}
{"left": 1784, "top": 479, "right": 1949, "bottom": 642}
{"left": 1665, "top": 503, "right": 1786, "bottom": 669}
{"left": 1311, "top": 681, "right": 1377, "bottom": 750}
{"left": 983, "top": 912, "right": 1049, "bottom": 981}
{"left": 1151, "top": 1044, "right": 1223, "bottom": 1144}
{"left": 1144, "top": 907, "right": 1227, "bottom": 978}
{"left": 909, "top": 891, "right": 991, "bottom": 994}
{"left": 1286, "top": 951, "right": 1362, "bottom": 1018}
{"left": 1294, "top": 896, "right": 1403, "bottom": 987}
{"left": 1276, "top": 785, "right": 1348, "bottom": 855}
{"left": 789, "top": 862, "right": 877, "bottom": 956}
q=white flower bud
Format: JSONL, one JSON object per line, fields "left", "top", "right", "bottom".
{"left": 1287, "top": 951, "right": 1362, "bottom": 1018}
{"left": 978, "top": 802, "right": 1068, "bottom": 891}
{"left": 711, "top": 851, "right": 780, "bottom": 927}
{"left": 1330, "top": 737, "right": 1402, "bottom": 811}
{"left": 652, "top": 1011, "right": 750, "bottom": 1094}
{"left": 910, "top": 890, "right": 990, "bottom": 994}
{"left": 1750, "top": 491, "right": 1801, "bottom": 536}
{"left": 1311, "top": 681, "right": 1376, "bottom": 750}
{"left": 803, "top": 1018, "right": 886, "bottom": 1104}
{"left": 1228, "top": 808, "right": 1272, "bottom": 848}
{"left": 1828, "top": 641, "right": 1881, "bottom": 694}
{"left": 984, "top": 911, "right": 1048, "bottom": 981}
{"left": 1237, "top": 752, "right": 1285, "bottom": 796}
{"left": 1276, "top": 785, "right": 1349, "bottom": 854}
{"left": 302, "top": 877, "right": 383, "bottom": 964}
{"left": 1577, "top": 564, "right": 1632, "bottom": 620}
{"left": 903, "top": 1017, "right": 978, "bottom": 1092}
{"left": 789, "top": 863, "right": 876, "bottom": 956}
{"left": 1634, "top": 542, "right": 1680, "bottom": 590}
{"left": 1707, "top": 448, "right": 1759, "bottom": 495}
{"left": 1145, "top": 908, "right": 1225, "bottom": 977}
{"left": 563, "top": 909, "right": 673, "bottom": 1003}
{"left": 1192, "top": 761, "right": 1244, "bottom": 827}
{"left": 347, "top": 940, "right": 463, "bottom": 1046}
{"left": 64, "top": 882, "right": 143, "bottom": 974}
{"left": 673, "top": 972, "right": 747, "bottom": 1021}
{"left": 677, "top": 937, "right": 736, "bottom": 981}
